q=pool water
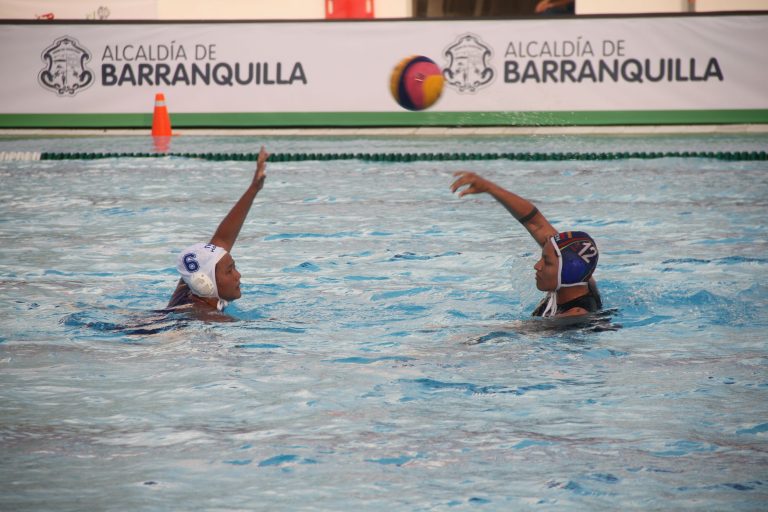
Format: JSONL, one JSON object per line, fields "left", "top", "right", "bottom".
{"left": 1, "top": 134, "right": 767, "bottom": 510}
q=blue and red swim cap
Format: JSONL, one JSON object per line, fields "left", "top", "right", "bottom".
{"left": 550, "top": 231, "right": 599, "bottom": 289}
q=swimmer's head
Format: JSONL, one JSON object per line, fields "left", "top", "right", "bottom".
{"left": 550, "top": 231, "right": 599, "bottom": 290}
{"left": 176, "top": 242, "right": 228, "bottom": 298}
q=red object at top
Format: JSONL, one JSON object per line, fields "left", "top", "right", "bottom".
{"left": 325, "top": 0, "right": 374, "bottom": 19}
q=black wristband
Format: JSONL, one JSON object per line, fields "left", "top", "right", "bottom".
{"left": 517, "top": 207, "right": 538, "bottom": 224}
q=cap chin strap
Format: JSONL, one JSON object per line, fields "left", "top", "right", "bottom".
{"left": 216, "top": 299, "right": 229, "bottom": 311}
{"left": 539, "top": 238, "right": 561, "bottom": 317}
{"left": 540, "top": 292, "right": 559, "bottom": 318}
{"left": 540, "top": 237, "right": 587, "bottom": 318}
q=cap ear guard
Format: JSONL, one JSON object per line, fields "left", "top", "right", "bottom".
{"left": 185, "top": 272, "right": 216, "bottom": 298}
{"left": 560, "top": 250, "right": 597, "bottom": 285}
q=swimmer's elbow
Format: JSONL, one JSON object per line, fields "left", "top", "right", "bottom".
{"left": 530, "top": 222, "right": 558, "bottom": 247}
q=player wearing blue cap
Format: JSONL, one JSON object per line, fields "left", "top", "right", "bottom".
{"left": 167, "top": 146, "right": 269, "bottom": 318}
{"left": 451, "top": 171, "right": 601, "bottom": 318}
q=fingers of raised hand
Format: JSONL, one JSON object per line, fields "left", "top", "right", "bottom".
{"left": 257, "top": 146, "right": 269, "bottom": 166}
{"left": 450, "top": 172, "right": 476, "bottom": 194}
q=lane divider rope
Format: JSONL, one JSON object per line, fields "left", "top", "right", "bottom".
{"left": 1, "top": 151, "right": 766, "bottom": 162}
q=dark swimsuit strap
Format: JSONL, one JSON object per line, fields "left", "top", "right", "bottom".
{"left": 555, "top": 293, "right": 600, "bottom": 315}
{"left": 532, "top": 285, "right": 602, "bottom": 317}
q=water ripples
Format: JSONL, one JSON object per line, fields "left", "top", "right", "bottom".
{"left": 1, "top": 137, "right": 767, "bottom": 510}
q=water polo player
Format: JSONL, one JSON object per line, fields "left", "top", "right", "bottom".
{"left": 451, "top": 171, "right": 602, "bottom": 318}
{"left": 167, "top": 146, "right": 269, "bottom": 318}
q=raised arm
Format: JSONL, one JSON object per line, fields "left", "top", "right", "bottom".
{"left": 209, "top": 146, "right": 269, "bottom": 252}
{"left": 451, "top": 171, "right": 557, "bottom": 247}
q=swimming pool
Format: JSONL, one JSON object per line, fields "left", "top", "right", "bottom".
{"left": 1, "top": 133, "right": 767, "bottom": 510}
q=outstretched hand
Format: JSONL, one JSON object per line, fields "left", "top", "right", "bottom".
{"left": 450, "top": 171, "right": 493, "bottom": 197}
{"left": 253, "top": 146, "right": 269, "bottom": 192}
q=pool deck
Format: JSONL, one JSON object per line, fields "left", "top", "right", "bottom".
{"left": 1, "top": 124, "right": 767, "bottom": 137}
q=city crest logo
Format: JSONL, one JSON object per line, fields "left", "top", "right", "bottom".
{"left": 443, "top": 33, "right": 494, "bottom": 93}
{"left": 38, "top": 36, "right": 94, "bottom": 96}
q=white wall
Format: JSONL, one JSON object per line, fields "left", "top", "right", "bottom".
{"left": 158, "top": 0, "right": 323, "bottom": 20}
{"left": 0, "top": 0, "right": 158, "bottom": 19}
{"left": 577, "top": 0, "right": 768, "bottom": 15}
{"left": 695, "top": 0, "right": 768, "bottom": 11}
{"left": 577, "top": 0, "right": 690, "bottom": 15}
{"left": 376, "top": 0, "right": 412, "bottom": 18}
{"left": 157, "top": 0, "right": 411, "bottom": 20}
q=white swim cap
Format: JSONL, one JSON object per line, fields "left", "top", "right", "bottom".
{"left": 176, "top": 243, "right": 228, "bottom": 299}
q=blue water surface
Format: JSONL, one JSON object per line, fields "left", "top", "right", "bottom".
{"left": 1, "top": 134, "right": 767, "bottom": 511}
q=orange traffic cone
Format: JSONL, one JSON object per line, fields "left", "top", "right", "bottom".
{"left": 151, "top": 93, "right": 172, "bottom": 137}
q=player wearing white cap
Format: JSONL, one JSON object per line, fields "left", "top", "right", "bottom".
{"left": 167, "top": 146, "right": 269, "bottom": 318}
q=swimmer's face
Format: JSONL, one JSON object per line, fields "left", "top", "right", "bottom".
{"left": 534, "top": 241, "right": 559, "bottom": 292}
{"left": 215, "top": 253, "right": 242, "bottom": 301}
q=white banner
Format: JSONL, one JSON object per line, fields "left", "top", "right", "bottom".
{"left": 0, "top": 15, "right": 766, "bottom": 123}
